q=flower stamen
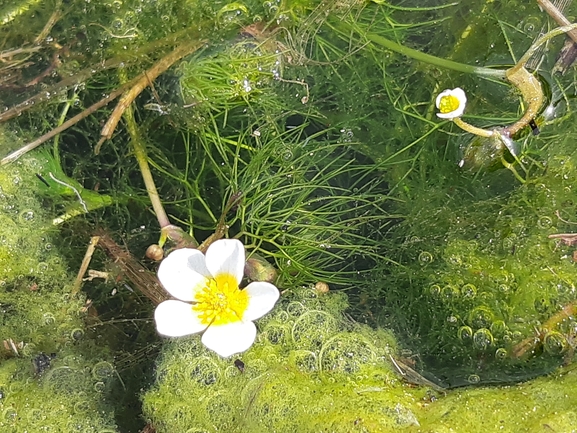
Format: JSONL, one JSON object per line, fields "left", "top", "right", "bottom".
{"left": 438, "top": 94, "right": 460, "bottom": 114}
{"left": 193, "top": 273, "right": 249, "bottom": 326}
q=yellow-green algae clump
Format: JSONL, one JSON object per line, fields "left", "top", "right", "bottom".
{"left": 419, "top": 368, "right": 577, "bottom": 432}
{"left": 0, "top": 147, "right": 117, "bottom": 432}
{"left": 143, "top": 284, "right": 577, "bottom": 432}
{"left": 142, "top": 286, "right": 422, "bottom": 432}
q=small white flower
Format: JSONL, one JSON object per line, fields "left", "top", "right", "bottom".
{"left": 435, "top": 87, "right": 467, "bottom": 119}
{"left": 154, "top": 239, "right": 280, "bottom": 358}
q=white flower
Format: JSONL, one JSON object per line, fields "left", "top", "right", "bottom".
{"left": 435, "top": 87, "right": 467, "bottom": 119}
{"left": 154, "top": 239, "right": 280, "bottom": 358}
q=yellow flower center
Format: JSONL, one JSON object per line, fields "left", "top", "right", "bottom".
{"left": 192, "top": 273, "right": 249, "bottom": 326}
{"left": 439, "top": 94, "right": 460, "bottom": 114}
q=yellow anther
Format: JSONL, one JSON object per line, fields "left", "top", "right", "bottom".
{"left": 192, "top": 273, "right": 249, "bottom": 326}
{"left": 439, "top": 95, "right": 460, "bottom": 114}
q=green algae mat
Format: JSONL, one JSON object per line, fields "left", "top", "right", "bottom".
{"left": 1, "top": 0, "right": 577, "bottom": 432}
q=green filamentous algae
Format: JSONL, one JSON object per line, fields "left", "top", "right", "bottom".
{"left": 0, "top": 0, "right": 576, "bottom": 432}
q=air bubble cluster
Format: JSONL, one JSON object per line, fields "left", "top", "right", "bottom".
{"left": 0, "top": 153, "right": 117, "bottom": 432}
{"left": 143, "top": 286, "right": 420, "bottom": 432}
{"left": 369, "top": 137, "right": 577, "bottom": 384}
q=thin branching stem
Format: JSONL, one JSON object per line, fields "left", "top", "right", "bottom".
{"left": 122, "top": 90, "right": 171, "bottom": 229}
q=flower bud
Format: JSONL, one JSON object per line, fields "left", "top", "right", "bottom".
{"left": 245, "top": 254, "right": 277, "bottom": 283}
{"left": 145, "top": 244, "right": 164, "bottom": 261}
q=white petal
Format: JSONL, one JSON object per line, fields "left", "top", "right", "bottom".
{"left": 436, "top": 111, "right": 457, "bottom": 119}
{"left": 435, "top": 87, "right": 467, "bottom": 119}
{"left": 155, "top": 300, "right": 207, "bottom": 337}
{"left": 201, "top": 321, "right": 256, "bottom": 357}
{"left": 452, "top": 87, "right": 467, "bottom": 103}
{"left": 157, "top": 248, "right": 211, "bottom": 302}
{"left": 242, "top": 282, "right": 280, "bottom": 321}
{"left": 205, "top": 239, "right": 245, "bottom": 284}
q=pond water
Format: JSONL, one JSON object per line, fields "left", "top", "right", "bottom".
{"left": 1, "top": 0, "right": 577, "bottom": 432}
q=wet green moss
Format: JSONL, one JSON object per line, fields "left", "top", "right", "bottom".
{"left": 0, "top": 149, "right": 118, "bottom": 432}
{"left": 418, "top": 367, "right": 577, "bottom": 432}
{"left": 366, "top": 111, "right": 577, "bottom": 385}
{"left": 2, "top": 0, "right": 577, "bottom": 430}
{"left": 142, "top": 286, "right": 421, "bottom": 433}
{"left": 143, "top": 286, "right": 577, "bottom": 432}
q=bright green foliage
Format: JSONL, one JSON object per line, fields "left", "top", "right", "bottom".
{"left": 367, "top": 107, "right": 577, "bottom": 385}
{"left": 297, "top": 0, "right": 577, "bottom": 385}
{"left": 147, "top": 35, "right": 396, "bottom": 288}
{"left": 0, "top": 357, "right": 117, "bottom": 433}
{"left": 142, "top": 286, "right": 420, "bottom": 433}
{"left": 178, "top": 40, "right": 281, "bottom": 114}
{"left": 2, "top": 0, "right": 577, "bottom": 430}
{"left": 143, "top": 286, "right": 577, "bottom": 432}
{"left": 418, "top": 366, "right": 577, "bottom": 432}
{"left": 0, "top": 150, "right": 118, "bottom": 432}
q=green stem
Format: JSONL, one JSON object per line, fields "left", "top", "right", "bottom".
{"left": 513, "top": 22, "right": 577, "bottom": 72}
{"left": 333, "top": 19, "right": 506, "bottom": 78}
{"left": 500, "top": 155, "right": 526, "bottom": 184}
{"left": 125, "top": 110, "right": 171, "bottom": 228}
{"left": 453, "top": 117, "right": 493, "bottom": 137}
{"left": 52, "top": 92, "right": 78, "bottom": 166}
{"left": 121, "top": 83, "right": 171, "bottom": 229}
{"left": 52, "top": 193, "right": 114, "bottom": 225}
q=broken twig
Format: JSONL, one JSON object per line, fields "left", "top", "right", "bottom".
{"left": 72, "top": 236, "right": 101, "bottom": 296}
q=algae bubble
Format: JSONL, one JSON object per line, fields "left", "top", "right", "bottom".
{"left": 2, "top": 0, "right": 577, "bottom": 431}
{"left": 143, "top": 287, "right": 406, "bottom": 433}
{"left": 0, "top": 154, "right": 118, "bottom": 432}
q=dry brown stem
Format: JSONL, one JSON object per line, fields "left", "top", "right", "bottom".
{"left": 548, "top": 233, "right": 577, "bottom": 246}
{"left": 96, "top": 230, "right": 169, "bottom": 306}
{"left": 72, "top": 236, "right": 101, "bottom": 296}
{"left": 34, "top": 3, "right": 63, "bottom": 45}
{"left": 139, "top": 424, "right": 156, "bottom": 433}
{"left": 0, "top": 27, "right": 201, "bottom": 125}
{"left": 95, "top": 39, "right": 205, "bottom": 153}
{"left": 537, "top": 0, "right": 577, "bottom": 44}
{"left": 0, "top": 46, "right": 42, "bottom": 60}
{"left": 1, "top": 37, "right": 205, "bottom": 164}
{"left": 511, "top": 301, "right": 577, "bottom": 359}
{"left": 0, "top": 55, "right": 126, "bottom": 124}
{"left": 0, "top": 79, "right": 133, "bottom": 165}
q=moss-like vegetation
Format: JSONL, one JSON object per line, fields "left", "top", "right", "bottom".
{"left": 0, "top": 150, "right": 118, "bottom": 432}
{"left": 1, "top": 0, "right": 577, "bottom": 431}
{"left": 143, "top": 286, "right": 577, "bottom": 432}
{"left": 143, "top": 286, "right": 418, "bottom": 433}
{"left": 418, "top": 368, "right": 577, "bottom": 432}
{"left": 368, "top": 130, "right": 577, "bottom": 385}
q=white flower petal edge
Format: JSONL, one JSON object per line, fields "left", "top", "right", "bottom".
{"left": 205, "top": 239, "right": 245, "bottom": 282}
{"left": 201, "top": 320, "right": 257, "bottom": 358}
{"left": 242, "top": 281, "right": 280, "bottom": 321}
{"left": 157, "top": 248, "right": 212, "bottom": 302}
{"left": 155, "top": 300, "right": 208, "bottom": 337}
{"left": 435, "top": 87, "right": 467, "bottom": 119}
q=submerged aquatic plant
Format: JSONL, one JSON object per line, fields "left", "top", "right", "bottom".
{"left": 2, "top": 0, "right": 577, "bottom": 431}
{"left": 0, "top": 150, "right": 118, "bottom": 433}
